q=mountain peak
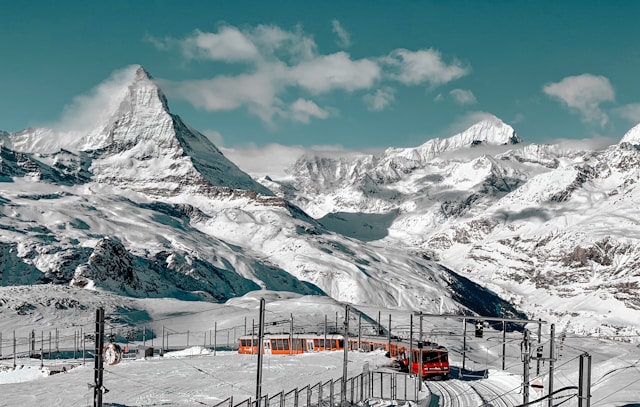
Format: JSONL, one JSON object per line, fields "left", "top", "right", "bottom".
{"left": 620, "top": 123, "right": 640, "bottom": 146}
{"left": 455, "top": 117, "right": 522, "bottom": 146}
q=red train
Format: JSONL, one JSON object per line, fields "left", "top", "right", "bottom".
{"left": 237, "top": 333, "right": 449, "bottom": 379}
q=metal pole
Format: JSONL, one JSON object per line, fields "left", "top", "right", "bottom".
{"left": 419, "top": 312, "right": 423, "bottom": 342}
{"left": 40, "top": 331, "right": 44, "bottom": 369}
{"left": 94, "top": 307, "right": 105, "bottom": 407}
{"left": 522, "top": 329, "right": 530, "bottom": 406}
{"left": 214, "top": 322, "right": 217, "bottom": 356}
{"left": 462, "top": 318, "right": 467, "bottom": 373}
{"left": 48, "top": 331, "right": 51, "bottom": 360}
{"left": 187, "top": 330, "right": 190, "bottom": 348}
{"left": 256, "top": 298, "right": 266, "bottom": 406}
{"left": 74, "top": 330, "right": 77, "bottom": 360}
{"left": 83, "top": 328, "right": 86, "bottom": 365}
{"left": 56, "top": 328, "right": 59, "bottom": 354}
{"left": 358, "top": 313, "right": 362, "bottom": 351}
{"left": 502, "top": 320, "right": 506, "bottom": 370}
{"left": 13, "top": 331, "right": 16, "bottom": 369}
{"left": 377, "top": 311, "right": 381, "bottom": 335}
{"left": 341, "top": 305, "right": 350, "bottom": 405}
{"left": 548, "top": 324, "right": 555, "bottom": 407}
{"left": 161, "top": 326, "right": 165, "bottom": 356}
{"left": 336, "top": 311, "right": 338, "bottom": 333}
{"left": 578, "top": 353, "right": 592, "bottom": 407}
{"left": 324, "top": 315, "right": 327, "bottom": 350}
{"left": 537, "top": 319, "right": 542, "bottom": 376}
{"left": 409, "top": 314, "right": 414, "bottom": 375}
{"left": 387, "top": 314, "right": 391, "bottom": 353}
{"left": 245, "top": 316, "right": 247, "bottom": 336}
{"left": 290, "top": 314, "right": 293, "bottom": 355}
{"left": 143, "top": 326, "right": 146, "bottom": 347}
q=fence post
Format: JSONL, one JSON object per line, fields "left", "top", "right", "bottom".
{"left": 40, "top": 331, "right": 44, "bottom": 369}
{"left": 329, "top": 380, "right": 334, "bottom": 406}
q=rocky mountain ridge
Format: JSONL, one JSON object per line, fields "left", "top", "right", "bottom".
{"left": 271, "top": 119, "right": 640, "bottom": 338}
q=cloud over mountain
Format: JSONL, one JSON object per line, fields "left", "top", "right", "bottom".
{"left": 150, "top": 23, "right": 470, "bottom": 126}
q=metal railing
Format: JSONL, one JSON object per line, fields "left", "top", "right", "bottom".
{"left": 212, "top": 370, "right": 421, "bottom": 407}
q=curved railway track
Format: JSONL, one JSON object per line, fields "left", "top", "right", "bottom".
{"left": 426, "top": 379, "right": 520, "bottom": 407}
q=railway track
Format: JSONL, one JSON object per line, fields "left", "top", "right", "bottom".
{"left": 471, "top": 381, "right": 513, "bottom": 407}
{"left": 427, "top": 380, "right": 478, "bottom": 407}
{"left": 426, "top": 378, "right": 520, "bottom": 407}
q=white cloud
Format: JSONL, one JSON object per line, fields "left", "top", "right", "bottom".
{"left": 615, "top": 103, "right": 640, "bottom": 123}
{"left": 154, "top": 24, "right": 469, "bottom": 126}
{"left": 53, "top": 65, "right": 139, "bottom": 133}
{"left": 449, "top": 89, "right": 476, "bottom": 105}
{"left": 331, "top": 19, "right": 351, "bottom": 48}
{"left": 384, "top": 48, "right": 470, "bottom": 86}
{"left": 202, "top": 129, "right": 225, "bottom": 147}
{"left": 363, "top": 87, "right": 396, "bottom": 111}
{"left": 543, "top": 74, "right": 615, "bottom": 127}
{"left": 160, "top": 69, "right": 286, "bottom": 125}
{"left": 251, "top": 24, "right": 317, "bottom": 62}
{"left": 290, "top": 99, "right": 330, "bottom": 123}
{"left": 187, "top": 27, "right": 260, "bottom": 62}
{"left": 289, "top": 52, "right": 380, "bottom": 93}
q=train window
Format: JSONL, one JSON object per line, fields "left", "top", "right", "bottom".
{"left": 424, "top": 351, "right": 439, "bottom": 363}
{"left": 338, "top": 340, "right": 344, "bottom": 349}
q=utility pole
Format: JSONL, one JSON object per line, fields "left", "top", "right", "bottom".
{"left": 409, "top": 314, "right": 414, "bottom": 374}
{"left": 462, "top": 318, "right": 467, "bottom": 374}
{"left": 341, "top": 305, "right": 350, "bottom": 406}
{"left": 578, "top": 353, "right": 592, "bottom": 407}
{"left": 502, "top": 320, "right": 506, "bottom": 370}
{"left": 255, "top": 298, "right": 266, "bottom": 407}
{"left": 522, "top": 329, "right": 531, "bottom": 406}
{"left": 94, "top": 307, "right": 105, "bottom": 407}
{"left": 358, "top": 313, "right": 362, "bottom": 351}
{"left": 290, "top": 314, "right": 293, "bottom": 355}
{"left": 548, "top": 324, "right": 556, "bottom": 407}
{"left": 324, "top": 315, "right": 328, "bottom": 350}
{"left": 387, "top": 314, "right": 391, "bottom": 352}
{"left": 537, "top": 319, "right": 542, "bottom": 375}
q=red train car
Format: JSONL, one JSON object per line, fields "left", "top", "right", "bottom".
{"left": 238, "top": 334, "right": 345, "bottom": 355}
{"left": 237, "top": 333, "right": 449, "bottom": 379}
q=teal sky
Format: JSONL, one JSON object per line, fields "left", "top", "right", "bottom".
{"left": 1, "top": 1, "right": 639, "bottom": 152}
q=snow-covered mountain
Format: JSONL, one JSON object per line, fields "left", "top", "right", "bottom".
{"left": 2, "top": 65, "right": 639, "bottom": 340}
{"left": 270, "top": 118, "right": 640, "bottom": 338}
{"left": 0, "top": 66, "right": 527, "bottom": 334}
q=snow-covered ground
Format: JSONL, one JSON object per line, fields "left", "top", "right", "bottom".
{"left": 1, "top": 289, "right": 639, "bottom": 406}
